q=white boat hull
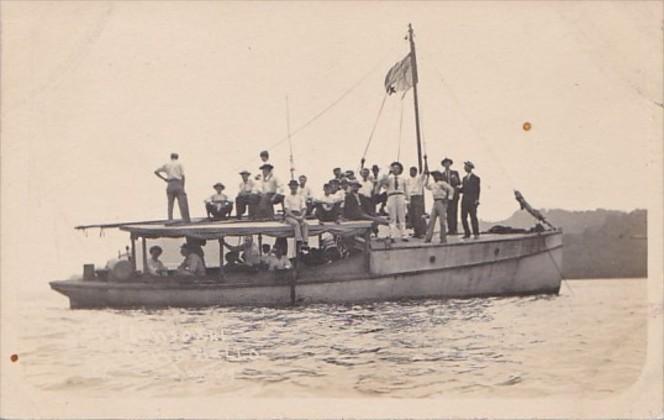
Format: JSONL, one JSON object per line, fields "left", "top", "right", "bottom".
{"left": 51, "top": 231, "right": 562, "bottom": 308}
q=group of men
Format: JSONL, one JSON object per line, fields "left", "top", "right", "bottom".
{"left": 154, "top": 150, "right": 482, "bottom": 250}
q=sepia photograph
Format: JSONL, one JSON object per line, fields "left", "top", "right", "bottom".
{"left": 1, "top": 1, "right": 662, "bottom": 418}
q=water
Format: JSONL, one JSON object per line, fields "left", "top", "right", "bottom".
{"left": 13, "top": 279, "right": 647, "bottom": 398}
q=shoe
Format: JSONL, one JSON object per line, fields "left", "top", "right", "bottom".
{"left": 423, "top": 239, "right": 432, "bottom": 243}
{"left": 402, "top": 238, "right": 409, "bottom": 242}
{"left": 462, "top": 235, "right": 471, "bottom": 239}
{"left": 473, "top": 235, "right": 480, "bottom": 240}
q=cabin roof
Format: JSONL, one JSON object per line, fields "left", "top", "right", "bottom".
{"left": 119, "top": 219, "right": 374, "bottom": 239}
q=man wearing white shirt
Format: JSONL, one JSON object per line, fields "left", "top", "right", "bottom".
{"left": 298, "top": 175, "right": 314, "bottom": 215}
{"left": 256, "top": 163, "right": 283, "bottom": 219}
{"left": 405, "top": 166, "right": 426, "bottom": 238}
{"left": 376, "top": 161, "right": 408, "bottom": 241}
{"left": 236, "top": 170, "right": 258, "bottom": 219}
{"left": 284, "top": 180, "right": 309, "bottom": 250}
{"left": 154, "top": 153, "right": 191, "bottom": 222}
{"left": 358, "top": 168, "right": 375, "bottom": 215}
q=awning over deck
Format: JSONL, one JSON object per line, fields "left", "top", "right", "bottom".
{"left": 119, "top": 219, "right": 374, "bottom": 239}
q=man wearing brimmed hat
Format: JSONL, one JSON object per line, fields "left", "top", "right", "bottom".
{"left": 236, "top": 170, "right": 258, "bottom": 219}
{"left": 205, "top": 182, "right": 233, "bottom": 221}
{"left": 343, "top": 178, "right": 389, "bottom": 226}
{"left": 376, "top": 161, "right": 408, "bottom": 241}
{"left": 424, "top": 170, "right": 455, "bottom": 243}
{"left": 256, "top": 163, "right": 284, "bottom": 219}
{"left": 284, "top": 179, "right": 309, "bottom": 251}
{"left": 154, "top": 153, "right": 191, "bottom": 222}
{"left": 460, "top": 161, "right": 481, "bottom": 239}
{"left": 441, "top": 157, "right": 461, "bottom": 234}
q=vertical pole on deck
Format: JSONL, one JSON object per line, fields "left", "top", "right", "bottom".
{"left": 141, "top": 237, "right": 148, "bottom": 273}
{"left": 218, "top": 237, "right": 225, "bottom": 280}
{"left": 130, "top": 235, "right": 137, "bottom": 272}
{"left": 363, "top": 229, "right": 371, "bottom": 272}
{"left": 258, "top": 234, "right": 263, "bottom": 256}
{"left": 407, "top": 23, "right": 423, "bottom": 174}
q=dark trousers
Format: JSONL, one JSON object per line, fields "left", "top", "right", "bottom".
{"left": 360, "top": 195, "right": 374, "bottom": 215}
{"left": 315, "top": 202, "right": 341, "bottom": 222}
{"left": 206, "top": 202, "right": 233, "bottom": 221}
{"left": 408, "top": 195, "right": 426, "bottom": 237}
{"left": 166, "top": 179, "right": 191, "bottom": 222}
{"left": 257, "top": 193, "right": 275, "bottom": 219}
{"left": 447, "top": 198, "right": 459, "bottom": 234}
{"left": 236, "top": 193, "right": 259, "bottom": 218}
{"left": 373, "top": 192, "right": 387, "bottom": 214}
{"left": 461, "top": 200, "right": 479, "bottom": 237}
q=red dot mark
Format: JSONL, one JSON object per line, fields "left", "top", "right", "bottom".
{"left": 522, "top": 122, "right": 532, "bottom": 131}
{"left": 10, "top": 354, "right": 18, "bottom": 363}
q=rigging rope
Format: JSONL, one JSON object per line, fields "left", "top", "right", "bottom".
{"left": 396, "top": 96, "right": 405, "bottom": 161}
{"left": 233, "top": 51, "right": 396, "bottom": 173}
{"left": 360, "top": 92, "right": 388, "bottom": 168}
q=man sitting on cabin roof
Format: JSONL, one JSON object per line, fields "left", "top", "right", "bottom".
{"left": 147, "top": 245, "right": 168, "bottom": 276}
{"left": 205, "top": 182, "right": 234, "bottom": 221}
{"left": 176, "top": 243, "right": 207, "bottom": 276}
{"left": 256, "top": 163, "right": 283, "bottom": 219}
{"left": 313, "top": 183, "right": 342, "bottom": 223}
{"left": 343, "top": 179, "right": 388, "bottom": 228}
{"left": 236, "top": 170, "right": 258, "bottom": 219}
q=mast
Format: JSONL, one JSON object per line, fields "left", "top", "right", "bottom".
{"left": 407, "top": 23, "right": 424, "bottom": 173}
{"left": 286, "top": 95, "right": 295, "bottom": 181}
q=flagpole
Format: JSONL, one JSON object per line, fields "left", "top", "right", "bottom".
{"left": 407, "top": 23, "right": 424, "bottom": 174}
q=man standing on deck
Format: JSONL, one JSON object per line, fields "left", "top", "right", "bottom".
{"left": 460, "top": 161, "right": 481, "bottom": 239}
{"left": 405, "top": 166, "right": 426, "bottom": 238}
{"left": 154, "top": 153, "right": 191, "bottom": 222}
{"left": 358, "top": 168, "right": 375, "bottom": 215}
{"left": 376, "top": 161, "right": 408, "bottom": 242}
{"left": 441, "top": 157, "right": 461, "bottom": 235}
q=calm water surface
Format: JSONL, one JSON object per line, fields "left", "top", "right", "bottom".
{"left": 15, "top": 279, "right": 647, "bottom": 398}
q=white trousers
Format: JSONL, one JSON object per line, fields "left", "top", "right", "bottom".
{"left": 387, "top": 194, "right": 407, "bottom": 238}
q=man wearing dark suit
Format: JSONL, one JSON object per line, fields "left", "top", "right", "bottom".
{"left": 441, "top": 157, "right": 461, "bottom": 234}
{"left": 460, "top": 161, "right": 480, "bottom": 239}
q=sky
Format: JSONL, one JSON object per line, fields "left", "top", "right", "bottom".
{"left": 1, "top": 1, "right": 662, "bottom": 281}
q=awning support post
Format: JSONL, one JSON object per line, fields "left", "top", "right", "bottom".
{"left": 141, "top": 237, "right": 148, "bottom": 274}
{"left": 130, "top": 234, "right": 137, "bottom": 272}
{"left": 218, "top": 237, "right": 225, "bottom": 280}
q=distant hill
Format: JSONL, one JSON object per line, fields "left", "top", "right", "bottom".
{"left": 481, "top": 209, "right": 647, "bottom": 279}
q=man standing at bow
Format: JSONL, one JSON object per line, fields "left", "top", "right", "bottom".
{"left": 154, "top": 153, "right": 191, "bottom": 222}
{"left": 405, "top": 166, "right": 426, "bottom": 238}
{"left": 376, "top": 161, "right": 408, "bottom": 242}
{"left": 441, "top": 157, "right": 461, "bottom": 235}
{"left": 460, "top": 161, "right": 481, "bottom": 239}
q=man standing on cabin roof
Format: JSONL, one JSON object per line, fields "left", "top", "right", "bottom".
{"left": 154, "top": 153, "right": 191, "bottom": 222}
{"left": 256, "top": 163, "right": 282, "bottom": 219}
{"left": 284, "top": 179, "right": 309, "bottom": 251}
{"left": 460, "top": 161, "right": 481, "bottom": 239}
{"left": 377, "top": 161, "right": 408, "bottom": 242}
{"left": 255, "top": 150, "right": 271, "bottom": 181}
{"left": 405, "top": 166, "right": 426, "bottom": 238}
{"left": 298, "top": 175, "right": 314, "bottom": 216}
{"left": 441, "top": 157, "right": 461, "bottom": 235}
{"left": 236, "top": 170, "right": 258, "bottom": 219}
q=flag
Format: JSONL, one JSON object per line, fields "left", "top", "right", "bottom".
{"left": 384, "top": 53, "right": 416, "bottom": 95}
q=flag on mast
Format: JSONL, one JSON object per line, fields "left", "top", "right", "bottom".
{"left": 384, "top": 53, "right": 416, "bottom": 95}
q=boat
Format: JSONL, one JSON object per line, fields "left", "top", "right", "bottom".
{"left": 50, "top": 24, "right": 563, "bottom": 309}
